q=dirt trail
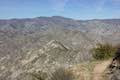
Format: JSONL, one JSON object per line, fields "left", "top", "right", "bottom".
{"left": 93, "top": 60, "right": 111, "bottom": 80}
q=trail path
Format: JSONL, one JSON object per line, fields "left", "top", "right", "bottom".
{"left": 93, "top": 60, "right": 111, "bottom": 80}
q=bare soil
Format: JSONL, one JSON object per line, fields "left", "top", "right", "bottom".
{"left": 93, "top": 60, "right": 111, "bottom": 80}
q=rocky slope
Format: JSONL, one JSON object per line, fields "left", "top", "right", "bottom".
{"left": 0, "top": 39, "right": 93, "bottom": 80}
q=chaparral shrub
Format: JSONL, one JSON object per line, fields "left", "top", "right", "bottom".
{"left": 91, "top": 43, "right": 116, "bottom": 60}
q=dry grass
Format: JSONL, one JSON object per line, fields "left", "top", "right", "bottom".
{"left": 50, "top": 67, "right": 75, "bottom": 80}
{"left": 30, "top": 60, "right": 109, "bottom": 80}
{"left": 68, "top": 61, "right": 105, "bottom": 80}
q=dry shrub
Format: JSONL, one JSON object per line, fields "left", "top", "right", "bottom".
{"left": 30, "top": 71, "right": 47, "bottom": 80}
{"left": 50, "top": 67, "right": 75, "bottom": 80}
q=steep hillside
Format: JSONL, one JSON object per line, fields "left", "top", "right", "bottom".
{"left": 0, "top": 40, "right": 92, "bottom": 80}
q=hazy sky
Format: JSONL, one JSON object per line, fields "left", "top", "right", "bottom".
{"left": 0, "top": 0, "right": 120, "bottom": 19}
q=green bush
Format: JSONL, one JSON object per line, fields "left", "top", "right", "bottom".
{"left": 91, "top": 43, "right": 116, "bottom": 60}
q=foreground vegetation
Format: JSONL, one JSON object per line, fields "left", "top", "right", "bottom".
{"left": 30, "top": 61, "right": 103, "bottom": 80}
{"left": 91, "top": 43, "right": 117, "bottom": 60}
{"left": 30, "top": 43, "right": 120, "bottom": 80}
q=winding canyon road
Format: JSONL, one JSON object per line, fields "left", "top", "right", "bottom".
{"left": 93, "top": 60, "right": 111, "bottom": 80}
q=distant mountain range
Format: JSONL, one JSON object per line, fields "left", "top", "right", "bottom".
{"left": 0, "top": 16, "right": 120, "bottom": 80}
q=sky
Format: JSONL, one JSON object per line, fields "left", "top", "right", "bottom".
{"left": 0, "top": 0, "right": 120, "bottom": 20}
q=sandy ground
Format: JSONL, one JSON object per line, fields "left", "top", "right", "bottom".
{"left": 93, "top": 60, "right": 111, "bottom": 80}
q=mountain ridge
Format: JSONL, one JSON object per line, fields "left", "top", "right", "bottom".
{"left": 0, "top": 16, "right": 120, "bottom": 80}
